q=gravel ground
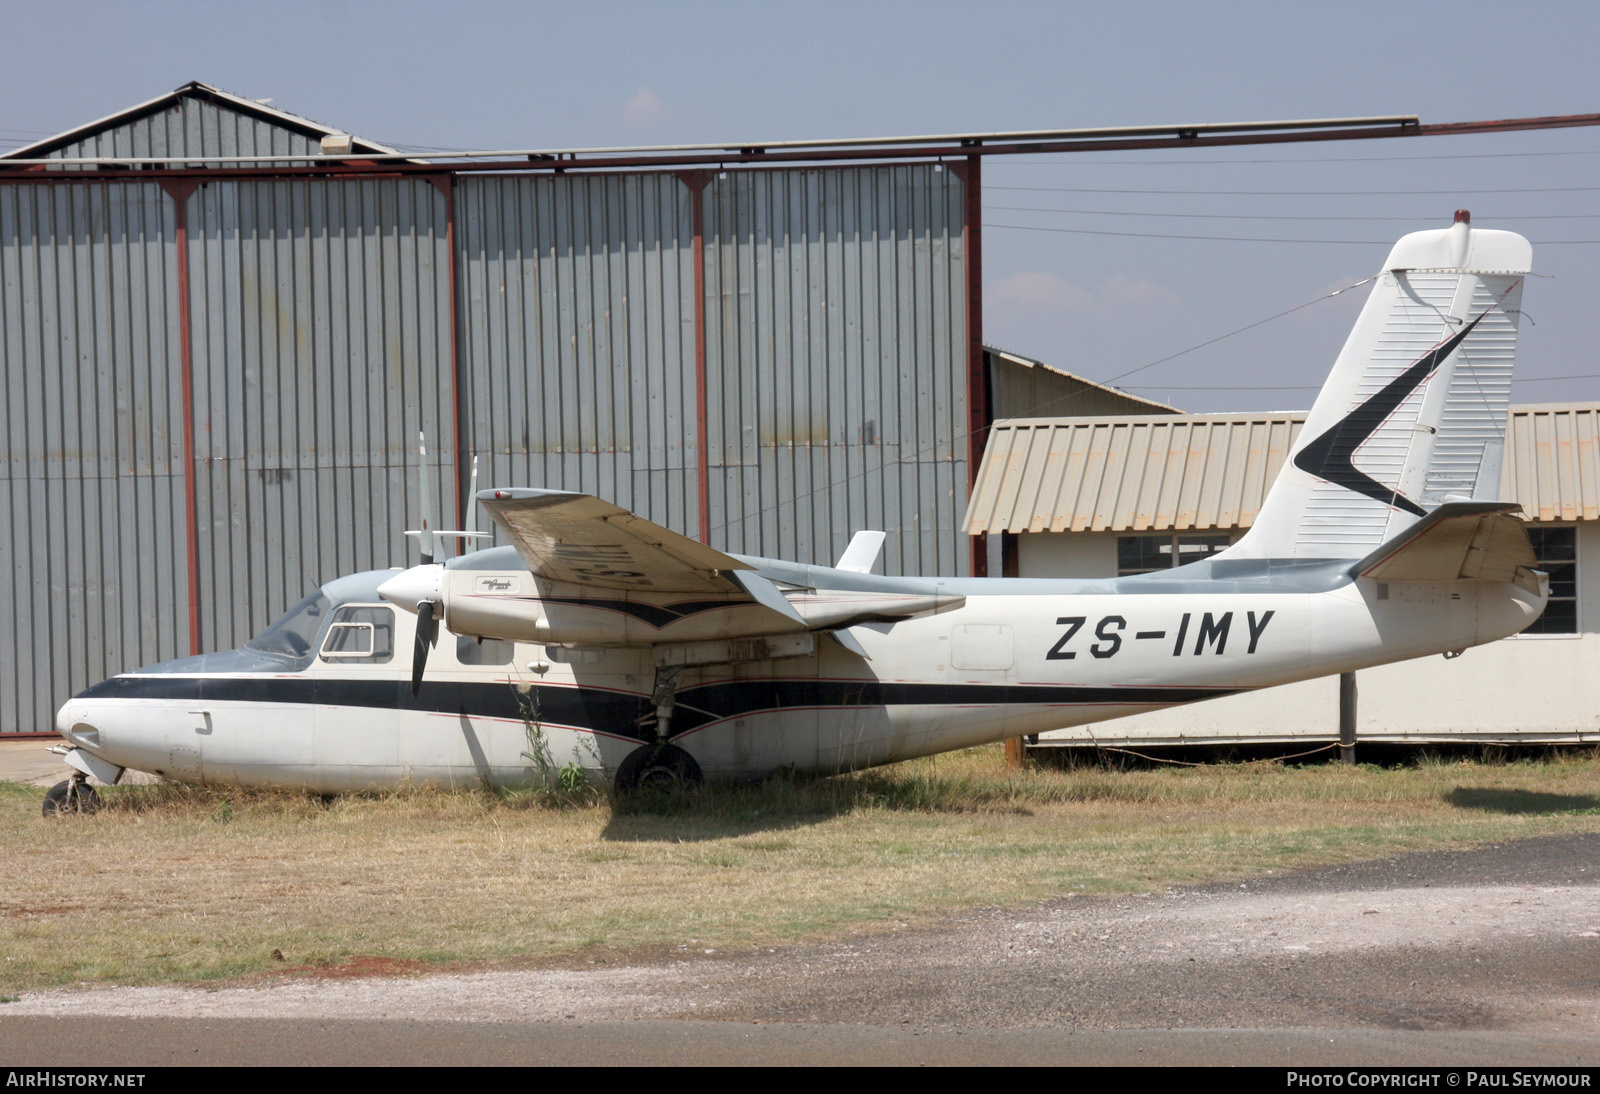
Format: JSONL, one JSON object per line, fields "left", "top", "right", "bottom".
{"left": 10, "top": 833, "right": 1598, "bottom": 1037}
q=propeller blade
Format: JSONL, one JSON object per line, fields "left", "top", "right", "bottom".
{"left": 411, "top": 599, "right": 439, "bottom": 696}
{"left": 417, "top": 432, "right": 435, "bottom": 564}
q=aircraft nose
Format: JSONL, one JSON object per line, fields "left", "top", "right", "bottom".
{"left": 378, "top": 564, "right": 443, "bottom": 614}
{"left": 56, "top": 699, "right": 103, "bottom": 749}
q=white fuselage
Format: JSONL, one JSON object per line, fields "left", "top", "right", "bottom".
{"left": 54, "top": 558, "right": 1544, "bottom": 793}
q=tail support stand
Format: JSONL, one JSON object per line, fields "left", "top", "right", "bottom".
{"left": 1339, "top": 671, "right": 1358, "bottom": 764}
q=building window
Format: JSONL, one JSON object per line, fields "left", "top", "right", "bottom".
{"left": 1117, "top": 533, "right": 1232, "bottom": 576}
{"left": 1522, "top": 525, "right": 1578, "bottom": 635}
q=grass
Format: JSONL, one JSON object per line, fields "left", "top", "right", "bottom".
{"left": 3, "top": 747, "right": 1598, "bottom": 993}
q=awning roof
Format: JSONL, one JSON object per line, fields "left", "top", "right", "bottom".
{"left": 965, "top": 403, "right": 1600, "bottom": 534}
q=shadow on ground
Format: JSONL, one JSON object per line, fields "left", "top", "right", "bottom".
{"left": 1446, "top": 786, "right": 1600, "bottom": 815}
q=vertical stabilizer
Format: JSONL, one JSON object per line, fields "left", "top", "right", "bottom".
{"left": 1223, "top": 213, "right": 1530, "bottom": 562}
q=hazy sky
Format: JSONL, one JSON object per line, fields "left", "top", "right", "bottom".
{"left": 5, "top": 0, "right": 1597, "bottom": 412}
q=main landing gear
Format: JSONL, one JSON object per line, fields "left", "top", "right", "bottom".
{"left": 42, "top": 774, "right": 99, "bottom": 817}
{"left": 614, "top": 741, "right": 703, "bottom": 792}
{"left": 614, "top": 666, "right": 704, "bottom": 792}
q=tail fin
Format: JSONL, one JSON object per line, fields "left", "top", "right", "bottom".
{"left": 1224, "top": 212, "right": 1531, "bottom": 562}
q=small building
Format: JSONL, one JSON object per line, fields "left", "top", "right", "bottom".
{"left": 965, "top": 403, "right": 1600, "bottom": 746}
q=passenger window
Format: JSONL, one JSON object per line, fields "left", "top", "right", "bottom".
{"left": 319, "top": 605, "right": 396, "bottom": 664}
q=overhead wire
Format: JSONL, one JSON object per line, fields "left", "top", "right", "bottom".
{"left": 1131, "top": 372, "right": 1600, "bottom": 392}
{"left": 987, "top": 222, "right": 1600, "bottom": 245}
{"left": 989, "top": 223, "right": 1393, "bottom": 244}
{"left": 984, "top": 205, "right": 1600, "bottom": 222}
{"left": 997, "top": 148, "right": 1600, "bottom": 167}
{"left": 989, "top": 183, "right": 1600, "bottom": 196}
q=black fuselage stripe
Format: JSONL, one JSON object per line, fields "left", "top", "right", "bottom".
{"left": 81, "top": 675, "right": 1239, "bottom": 743}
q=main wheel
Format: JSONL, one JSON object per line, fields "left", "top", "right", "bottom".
{"left": 41, "top": 779, "right": 100, "bottom": 817}
{"left": 614, "top": 742, "right": 703, "bottom": 793}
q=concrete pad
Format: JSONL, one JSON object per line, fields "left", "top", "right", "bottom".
{"left": 0, "top": 737, "right": 71, "bottom": 786}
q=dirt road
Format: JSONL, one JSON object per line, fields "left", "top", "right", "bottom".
{"left": 4, "top": 833, "right": 1597, "bottom": 1065}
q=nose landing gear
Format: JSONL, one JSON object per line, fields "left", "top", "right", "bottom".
{"left": 42, "top": 775, "right": 100, "bottom": 817}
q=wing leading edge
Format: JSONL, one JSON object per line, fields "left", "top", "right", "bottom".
{"left": 477, "top": 488, "right": 750, "bottom": 594}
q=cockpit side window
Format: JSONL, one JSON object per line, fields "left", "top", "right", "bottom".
{"left": 245, "top": 591, "right": 330, "bottom": 666}
{"left": 319, "top": 605, "right": 396, "bottom": 664}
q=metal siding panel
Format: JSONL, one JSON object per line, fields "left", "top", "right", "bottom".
{"left": 1556, "top": 410, "right": 1582, "bottom": 522}
{"left": 188, "top": 177, "right": 452, "bottom": 649}
{"left": 702, "top": 164, "right": 965, "bottom": 573}
{"left": 1531, "top": 411, "right": 1558, "bottom": 522}
{"left": 0, "top": 180, "right": 187, "bottom": 734}
{"left": 1143, "top": 423, "right": 1177, "bottom": 531}
{"left": 455, "top": 173, "right": 699, "bottom": 549}
{"left": 1187, "top": 422, "right": 1225, "bottom": 531}
{"left": 1579, "top": 411, "right": 1600, "bottom": 521}
{"left": 1029, "top": 427, "right": 1065, "bottom": 535}
{"left": 1506, "top": 411, "right": 1538, "bottom": 519}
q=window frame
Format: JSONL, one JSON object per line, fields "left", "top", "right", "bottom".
{"left": 1513, "top": 523, "right": 1580, "bottom": 638}
{"left": 316, "top": 604, "right": 397, "bottom": 664}
{"left": 1115, "top": 531, "right": 1234, "bottom": 577}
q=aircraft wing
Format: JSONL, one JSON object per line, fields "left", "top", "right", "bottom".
{"left": 477, "top": 489, "right": 751, "bottom": 594}
{"left": 1352, "top": 501, "right": 1535, "bottom": 582}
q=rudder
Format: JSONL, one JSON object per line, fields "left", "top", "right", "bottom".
{"left": 1224, "top": 212, "right": 1531, "bottom": 562}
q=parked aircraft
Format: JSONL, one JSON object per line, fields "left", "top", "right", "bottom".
{"left": 46, "top": 214, "right": 1546, "bottom": 810}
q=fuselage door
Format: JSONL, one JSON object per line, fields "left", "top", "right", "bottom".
{"left": 313, "top": 603, "right": 404, "bottom": 776}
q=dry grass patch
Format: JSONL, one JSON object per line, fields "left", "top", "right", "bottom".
{"left": 3, "top": 748, "right": 1597, "bottom": 991}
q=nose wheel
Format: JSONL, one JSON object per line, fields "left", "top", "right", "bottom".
{"left": 42, "top": 775, "right": 99, "bottom": 817}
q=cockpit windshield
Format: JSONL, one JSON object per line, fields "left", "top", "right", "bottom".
{"left": 244, "top": 590, "right": 330, "bottom": 663}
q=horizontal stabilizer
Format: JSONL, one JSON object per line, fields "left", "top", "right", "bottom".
{"left": 1352, "top": 501, "right": 1534, "bottom": 582}
{"left": 477, "top": 489, "right": 749, "bottom": 593}
{"left": 836, "top": 531, "right": 887, "bottom": 573}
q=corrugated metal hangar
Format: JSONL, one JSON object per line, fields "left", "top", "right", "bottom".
{"left": 0, "top": 82, "right": 1178, "bottom": 734}
{"left": 966, "top": 404, "right": 1600, "bottom": 745}
{"left": 0, "top": 84, "right": 947, "bottom": 733}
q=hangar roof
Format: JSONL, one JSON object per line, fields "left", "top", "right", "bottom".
{"left": 965, "top": 403, "right": 1600, "bottom": 534}
{"left": 1, "top": 80, "right": 396, "bottom": 162}
{"left": 984, "top": 346, "right": 1179, "bottom": 419}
